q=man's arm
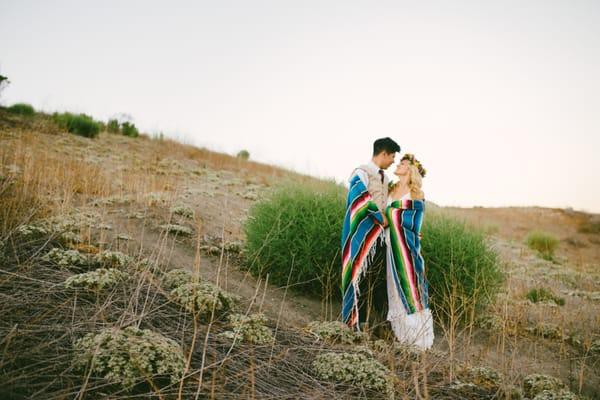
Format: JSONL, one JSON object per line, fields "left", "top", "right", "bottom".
{"left": 349, "top": 168, "right": 387, "bottom": 227}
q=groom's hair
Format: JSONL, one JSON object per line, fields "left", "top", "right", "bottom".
{"left": 373, "top": 137, "right": 400, "bottom": 156}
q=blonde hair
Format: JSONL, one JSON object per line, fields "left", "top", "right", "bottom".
{"left": 389, "top": 154, "right": 426, "bottom": 200}
{"left": 407, "top": 164, "right": 425, "bottom": 200}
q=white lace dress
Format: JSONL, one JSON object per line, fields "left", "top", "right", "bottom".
{"left": 385, "top": 192, "right": 434, "bottom": 350}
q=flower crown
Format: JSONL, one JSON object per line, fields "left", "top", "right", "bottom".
{"left": 401, "top": 153, "right": 427, "bottom": 177}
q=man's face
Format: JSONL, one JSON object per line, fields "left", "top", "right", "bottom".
{"left": 382, "top": 151, "right": 396, "bottom": 169}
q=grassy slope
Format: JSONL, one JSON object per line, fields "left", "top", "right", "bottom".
{"left": 1, "top": 109, "right": 599, "bottom": 398}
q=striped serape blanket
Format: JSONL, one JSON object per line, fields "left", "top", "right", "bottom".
{"left": 341, "top": 174, "right": 385, "bottom": 328}
{"left": 385, "top": 198, "right": 429, "bottom": 314}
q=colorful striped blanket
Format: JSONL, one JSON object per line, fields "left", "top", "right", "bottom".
{"left": 341, "top": 174, "right": 385, "bottom": 328}
{"left": 385, "top": 198, "right": 429, "bottom": 314}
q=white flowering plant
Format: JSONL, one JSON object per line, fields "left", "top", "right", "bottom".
{"left": 306, "top": 321, "right": 366, "bottom": 345}
{"left": 93, "top": 250, "right": 132, "bottom": 269}
{"left": 16, "top": 224, "right": 48, "bottom": 240}
{"left": 219, "top": 313, "right": 274, "bottom": 345}
{"left": 522, "top": 373, "right": 580, "bottom": 399}
{"left": 170, "top": 281, "right": 235, "bottom": 319}
{"left": 43, "top": 248, "right": 88, "bottom": 268}
{"left": 73, "top": 326, "right": 185, "bottom": 388}
{"left": 162, "top": 268, "right": 195, "bottom": 289}
{"left": 159, "top": 224, "right": 194, "bottom": 237}
{"left": 65, "top": 268, "right": 129, "bottom": 290}
{"left": 170, "top": 204, "right": 195, "bottom": 219}
{"left": 312, "top": 351, "right": 392, "bottom": 394}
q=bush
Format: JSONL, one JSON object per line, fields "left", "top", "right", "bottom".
{"left": 312, "top": 351, "right": 392, "bottom": 393}
{"left": 159, "top": 223, "right": 194, "bottom": 237}
{"left": 170, "top": 204, "right": 195, "bottom": 219}
{"left": 93, "top": 250, "right": 132, "bottom": 269}
{"left": 162, "top": 268, "right": 194, "bottom": 289}
{"left": 306, "top": 320, "right": 366, "bottom": 344}
{"left": 121, "top": 121, "right": 139, "bottom": 137}
{"left": 237, "top": 150, "right": 250, "bottom": 160}
{"left": 526, "top": 231, "right": 559, "bottom": 260}
{"left": 526, "top": 287, "right": 565, "bottom": 306}
{"left": 578, "top": 218, "right": 600, "bottom": 234}
{"left": 421, "top": 213, "right": 503, "bottom": 320}
{"left": 43, "top": 248, "right": 88, "bottom": 268}
{"left": 8, "top": 103, "right": 35, "bottom": 116}
{"left": 170, "top": 281, "right": 235, "bottom": 319}
{"left": 107, "top": 118, "right": 120, "bottom": 133}
{"left": 15, "top": 224, "right": 48, "bottom": 240}
{"left": 65, "top": 268, "right": 129, "bottom": 290}
{"left": 219, "top": 313, "right": 274, "bottom": 345}
{"left": 73, "top": 326, "right": 185, "bottom": 388}
{"left": 522, "top": 374, "right": 569, "bottom": 399}
{"left": 243, "top": 182, "right": 345, "bottom": 297}
{"left": 52, "top": 112, "right": 100, "bottom": 138}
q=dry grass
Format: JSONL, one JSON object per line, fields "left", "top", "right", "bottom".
{"left": 2, "top": 109, "right": 599, "bottom": 398}
{"left": 0, "top": 211, "right": 456, "bottom": 400}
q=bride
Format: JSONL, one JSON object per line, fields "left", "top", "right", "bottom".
{"left": 384, "top": 154, "right": 434, "bottom": 350}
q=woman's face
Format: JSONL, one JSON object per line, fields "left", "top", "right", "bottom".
{"left": 394, "top": 159, "right": 410, "bottom": 176}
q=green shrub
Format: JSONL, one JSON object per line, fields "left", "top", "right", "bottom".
{"left": 107, "top": 118, "right": 120, "bottom": 133}
{"left": 8, "top": 103, "right": 35, "bottom": 116}
{"left": 526, "top": 287, "right": 565, "bottom": 306}
{"left": 52, "top": 112, "right": 100, "bottom": 138}
{"left": 121, "top": 121, "right": 139, "bottom": 137}
{"left": 526, "top": 231, "right": 559, "bottom": 260}
{"left": 421, "top": 213, "right": 503, "bottom": 320}
{"left": 243, "top": 182, "right": 345, "bottom": 297}
{"left": 237, "top": 150, "right": 250, "bottom": 160}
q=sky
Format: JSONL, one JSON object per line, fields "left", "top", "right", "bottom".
{"left": 1, "top": 0, "right": 599, "bottom": 213}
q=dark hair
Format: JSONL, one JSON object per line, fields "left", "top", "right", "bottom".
{"left": 373, "top": 137, "right": 400, "bottom": 156}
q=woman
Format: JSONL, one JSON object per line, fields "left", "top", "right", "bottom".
{"left": 384, "top": 154, "right": 434, "bottom": 350}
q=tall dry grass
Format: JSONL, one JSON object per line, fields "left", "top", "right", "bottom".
{"left": 0, "top": 133, "right": 111, "bottom": 234}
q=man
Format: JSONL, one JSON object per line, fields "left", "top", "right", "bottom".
{"left": 341, "top": 137, "right": 400, "bottom": 332}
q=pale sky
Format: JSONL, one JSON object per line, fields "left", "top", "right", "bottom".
{"left": 1, "top": 1, "right": 599, "bottom": 213}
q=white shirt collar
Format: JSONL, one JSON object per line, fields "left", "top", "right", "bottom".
{"left": 367, "top": 160, "right": 381, "bottom": 173}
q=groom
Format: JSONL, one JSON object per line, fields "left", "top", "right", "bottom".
{"left": 341, "top": 137, "right": 400, "bottom": 332}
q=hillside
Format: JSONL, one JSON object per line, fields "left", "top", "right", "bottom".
{"left": 1, "top": 108, "right": 599, "bottom": 399}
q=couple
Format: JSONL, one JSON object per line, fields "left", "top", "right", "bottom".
{"left": 341, "top": 137, "right": 433, "bottom": 350}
